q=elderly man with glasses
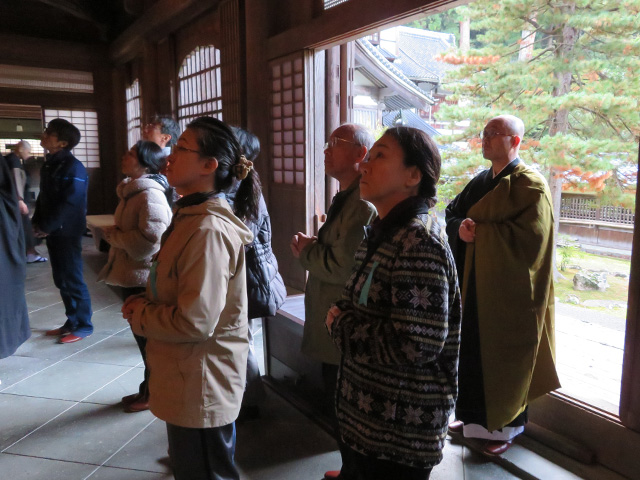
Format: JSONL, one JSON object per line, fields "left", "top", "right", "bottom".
{"left": 290, "top": 124, "right": 376, "bottom": 424}
{"left": 142, "top": 115, "right": 180, "bottom": 156}
{"left": 445, "top": 114, "right": 560, "bottom": 456}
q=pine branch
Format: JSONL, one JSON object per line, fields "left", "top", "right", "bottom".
{"left": 616, "top": 116, "right": 636, "bottom": 138}
{"left": 578, "top": 106, "right": 622, "bottom": 137}
{"left": 527, "top": 46, "right": 555, "bottom": 63}
{"left": 487, "top": 91, "right": 506, "bottom": 107}
{"left": 519, "top": 16, "right": 556, "bottom": 36}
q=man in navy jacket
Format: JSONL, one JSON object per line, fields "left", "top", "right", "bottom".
{"left": 33, "top": 118, "right": 93, "bottom": 343}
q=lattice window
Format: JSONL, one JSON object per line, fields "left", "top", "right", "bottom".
{"left": 43, "top": 109, "right": 100, "bottom": 169}
{"left": 560, "top": 196, "right": 597, "bottom": 221}
{"left": 177, "top": 46, "right": 222, "bottom": 131}
{"left": 126, "top": 79, "right": 142, "bottom": 149}
{"left": 0, "top": 139, "right": 45, "bottom": 157}
{"left": 270, "top": 57, "right": 305, "bottom": 185}
{"left": 324, "top": 0, "right": 351, "bottom": 9}
{"left": 600, "top": 205, "right": 635, "bottom": 225}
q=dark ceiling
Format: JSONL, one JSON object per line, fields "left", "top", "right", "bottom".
{"left": 0, "top": 0, "right": 143, "bottom": 44}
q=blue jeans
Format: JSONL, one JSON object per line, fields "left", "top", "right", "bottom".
{"left": 46, "top": 235, "right": 93, "bottom": 336}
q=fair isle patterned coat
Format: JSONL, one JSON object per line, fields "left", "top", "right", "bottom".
{"left": 330, "top": 197, "right": 461, "bottom": 469}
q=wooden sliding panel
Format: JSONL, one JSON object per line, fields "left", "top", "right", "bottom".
{"left": 43, "top": 108, "right": 100, "bottom": 169}
{"left": 269, "top": 51, "right": 319, "bottom": 291}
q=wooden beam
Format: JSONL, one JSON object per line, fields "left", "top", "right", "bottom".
{"left": 0, "top": 89, "right": 95, "bottom": 110}
{"left": 267, "top": 0, "right": 468, "bottom": 59}
{"left": 124, "top": 0, "right": 145, "bottom": 16}
{"left": 0, "top": 34, "right": 101, "bottom": 71}
{"left": 110, "top": 0, "right": 221, "bottom": 64}
{"left": 33, "top": 0, "right": 99, "bottom": 23}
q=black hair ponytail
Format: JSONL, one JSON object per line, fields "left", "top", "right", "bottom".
{"left": 187, "top": 117, "right": 262, "bottom": 221}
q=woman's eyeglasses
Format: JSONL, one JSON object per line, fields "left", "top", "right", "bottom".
{"left": 171, "top": 145, "right": 201, "bottom": 155}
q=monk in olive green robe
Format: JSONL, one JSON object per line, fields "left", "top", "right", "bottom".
{"left": 445, "top": 115, "right": 560, "bottom": 447}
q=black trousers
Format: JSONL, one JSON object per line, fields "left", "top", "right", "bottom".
{"left": 121, "top": 286, "right": 148, "bottom": 397}
{"left": 46, "top": 235, "right": 93, "bottom": 336}
{"left": 166, "top": 422, "right": 239, "bottom": 480}
{"left": 337, "top": 442, "right": 432, "bottom": 480}
{"left": 322, "top": 362, "right": 339, "bottom": 434}
{"left": 21, "top": 213, "right": 36, "bottom": 250}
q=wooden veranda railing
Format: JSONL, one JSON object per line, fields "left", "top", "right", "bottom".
{"left": 560, "top": 195, "right": 635, "bottom": 225}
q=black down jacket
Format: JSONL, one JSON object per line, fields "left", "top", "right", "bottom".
{"left": 227, "top": 192, "right": 286, "bottom": 319}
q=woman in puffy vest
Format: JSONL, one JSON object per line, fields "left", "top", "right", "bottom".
{"left": 227, "top": 127, "right": 286, "bottom": 421}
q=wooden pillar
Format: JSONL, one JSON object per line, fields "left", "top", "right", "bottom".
{"left": 88, "top": 48, "right": 118, "bottom": 214}
{"left": 141, "top": 40, "right": 159, "bottom": 120}
{"left": 312, "top": 50, "right": 326, "bottom": 233}
{"left": 325, "top": 45, "right": 340, "bottom": 211}
{"left": 339, "top": 42, "right": 353, "bottom": 124}
{"left": 156, "top": 36, "right": 178, "bottom": 118}
{"left": 245, "top": 0, "right": 271, "bottom": 200}
{"left": 620, "top": 142, "right": 640, "bottom": 432}
{"left": 220, "top": 0, "right": 244, "bottom": 127}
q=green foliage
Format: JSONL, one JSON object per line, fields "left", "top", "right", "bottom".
{"left": 409, "top": 6, "right": 485, "bottom": 48}
{"left": 553, "top": 249, "right": 630, "bottom": 318}
{"left": 557, "top": 234, "right": 583, "bottom": 271}
{"left": 407, "top": 7, "right": 469, "bottom": 40}
{"left": 436, "top": 0, "right": 640, "bottom": 206}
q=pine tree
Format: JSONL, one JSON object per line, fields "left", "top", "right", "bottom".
{"left": 436, "top": 0, "right": 640, "bottom": 218}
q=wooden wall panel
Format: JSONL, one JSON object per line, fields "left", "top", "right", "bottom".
{"left": 174, "top": 9, "right": 220, "bottom": 72}
{"left": 219, "top": 0, "right": 244, "bottom": 127}
{"left": 268, "top": 52, "right": 314, "bottom": 291}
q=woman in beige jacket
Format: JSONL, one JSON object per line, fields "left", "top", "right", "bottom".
{"left": 98, "top": 140, "right": 172, "bottom": 413}
{"left": 122, "top": 117, "right": 257, "bottom": 480}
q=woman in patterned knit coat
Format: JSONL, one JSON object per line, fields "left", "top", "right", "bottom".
{"left": 325, "top": 126, "right": 462, "bottom": 480}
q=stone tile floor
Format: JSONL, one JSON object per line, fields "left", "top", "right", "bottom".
{"left": 0, "top": 238, "right": 620, "bottom": 479}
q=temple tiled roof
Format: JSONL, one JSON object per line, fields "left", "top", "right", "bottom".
{"left": 382, "top": 109, "right": 441, "bottom": 137}
{"left": 356, "top": 38, "right": 435, "bottom": 107}
{"left": 392, "top": 27, "right": 457, "bottom": 82}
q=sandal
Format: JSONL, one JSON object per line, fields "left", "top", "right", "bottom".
{"left": 27, "top": 255, "right": 48, "bottom": 263}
